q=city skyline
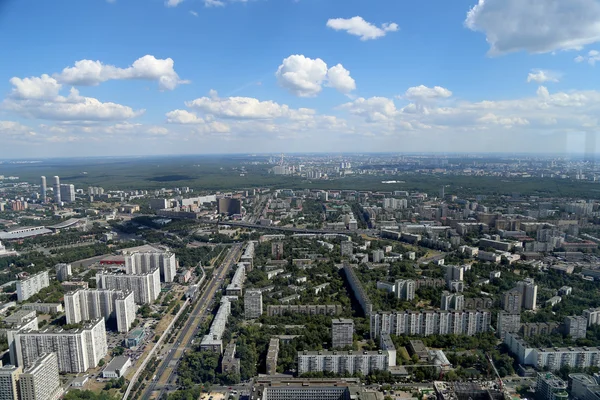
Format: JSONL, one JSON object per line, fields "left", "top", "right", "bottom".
{"left": 2, "top": 0, "right": 600, "bottom": 157}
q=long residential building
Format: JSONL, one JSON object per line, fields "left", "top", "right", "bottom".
{"left": 64, "top": 289, "right": 136, "bottom": 333}
{"left": 124, "top": 251, "right": 177, "bottom": 283}
{"left": 505, "top": 332, "right": 600, "bottom": 371}
{"left": 267, "top": 304, "right": 343, "bottom": 317}
{"left": 370, "top": 309, "right": 491, "bottom": 339}
{"left": 226, "top": 263, "right": 246, "bottom": 297}
{"left": 96, "top": 269, "right": 160, "bottom": 305}
{"left": 16, "top": 271, "right": 50, "bottom": 302}
{"left": 343, "top": 265, "right": 373, "bottom": 316}
{"left": 297, "top": 350, "right": 389, "bottom": 376}
{"left": 18, "top": 352, "right": 63, "bottom": 400}
{"left": 200, "top": 297, "right": 232, "bottom": 354}
{"left": 13, "top": 318, "right": 108, "bottom": 373}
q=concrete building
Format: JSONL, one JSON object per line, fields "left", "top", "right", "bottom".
{"left": 271, "top": 242, "right": 284, "bottom": 260}
{"left": 200, "top": 297, "right": 231, "bottom": 354}
{"left": 584, "top": 308, "right": 600, "bottom": 327}
{"left": 0, "top": 364, "right": 21, "bottom": 400}
{"left": 65, "top": 289, "right": 136, "bottom": 333}
{"left": 16, "top": 271, "right": 50, "bottom": 302}
{"left": 445, "top": 265, "right": 465, "bottom": 284}
{"left": 516, "top": 278, "right": 538, "bottom": 310}
{"left": 396, "top": 279, "right": 415, "bottom": 301}
{"left": 53, "top": 176, "right": 60, "bottom": 204}
{"left": 102, "top": 356, "right": 131, "bottom": 378}
{"left": 297, "top": 350, "right": 388, "bottom": 375}
{"left": 441, "top": 291, "right": 464, "bottom": 311}
{"left": 266, "top": 338, "right": 279, "bottom": 375}
{"left": 244, "top": 289, "right": 263, "bottom": 320}
{"left": 3, "top": 310, "right": 36, "bottom": 326}
{"left": 254, "top": 378, "right": 363, "bottom": 400}
{"left": 40, "top": 176, "right": 46, "bottom": 204}
{"left": 221, "top": 340, "right": 240, "bottom": 375}
{"left": 14, "top": 319, "right": 107, "bottom": 373}
{"left": 569, "top": 373, "right": 600, "bottom": 400}
{"left": 503, "top": 289, "right": 523, "bottom": 314}
{"left": 340, "top": 241, "right": 353, "bottom": 258}
{"left": 96, "top": 269, "right": 160, "bottom": 305}
{"left": 124, "top": 251, "right": 177, "bottom": 283}
{"left": 380, "top": 334, "right": 396, "bottom": 367}
{"left": 496, "top": 312, "right": 521, "bottom": 339}
{"left": 332, "top": 319, "right": 354, "bottom": 349}
{"left": 370, "top": 309, "right": 491, "bottom": 339}
{"left": 536, "top": 372, "right": 568, "bottom": 400}
{"left": 267, "top": 304, "right": 342, "bottom": 317}
{"left": 343, "top": 265, "right": 373, "bottom": 317}
{"left": 18, "top": 353, "right": 62, "bottom": 400}
{"left": 226, "top": 263, "right": 246, "bottom": 297}
{"left": 54, "top": 263, "right": 72, "bottom": 282}
{"left": 21, "top": 304, "right": 62, "bottom": 314}
{"left": 564, "top": 316, "right": 588, "bottom": 339}
{"left": 59, "top": 184, "right": 75, "bottom": 203}
{"left": 217, "top": 198, "right": 242, "bottom": 216}
{"left": 372, "top": 249, "right": 384, "bottom": 263}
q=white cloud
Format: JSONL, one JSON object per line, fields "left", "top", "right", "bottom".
{"left": 165, "top": 0, "right": 184, "bottom": 7}
{"left": 205, "top": 0, "right": 225, "bottom": 6}
{"left": 326, "top": 64, "right": 356, "bottom": 94}
{"left": 190, "top": 10, "right": 198, "bottom": 16}
{"left": 465, "top": 0, "right": 600, "bottom": 55}
{"left": 339, "top": 97, "right": 398, "bottom": 122}
{"left": 9, "top": 75, "right": 62, "bottom": 100}
{"left": 54, "top": 55, "right": 189, "bottom": 90}
{"left": 166, "top": 109, "right": 205, "bottom": 124}
{"left": 574, "top": 49, "right": 600, "bottom": 65}
{"left": 404, "top": 85, "right": 452, "bottom": 102}
{"left": 527, "top": 69, "right": 560, "bottom": 83}
{"left": 276, "top": 55, "right": 356, "bottom": 97}
{"left": 478, "top": 113, "right": 529, "bottom": 127}
{"left": 0, "top": 121, "right": 37, "bottom": 137}
{"left": 326, "top": 16, "right": 398, "bottom": 41}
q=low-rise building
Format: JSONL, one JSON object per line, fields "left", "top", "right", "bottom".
{"left": 102, "top": 356, "right": 131, "bottom": 378}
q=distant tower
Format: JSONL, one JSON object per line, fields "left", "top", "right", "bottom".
{"left": 40, "top": 176, "right": 47, "bottom": 203}
{"left": 440, "top": 185, "right": 445, "bottom": 199}
{"left": 279, "top": 153, "right": 284, "bottom": 166}
{"left": 53, "top": 176, "right": 61, "bottom": 204}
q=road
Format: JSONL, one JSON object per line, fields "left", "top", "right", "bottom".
{"left": 139, "top": 242, "right": 244, "bottom": 400}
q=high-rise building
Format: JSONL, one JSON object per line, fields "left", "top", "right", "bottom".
{"left": 16, "top": 271, "right": 50, "bottom": 301}
{"left": 441, "top": 291, "right": 464, "bottom": 311}
{"left": 536, "top": 372, "right": 568, "bottom": 400}
{"left": 52, "top": 176, "right": 60, "bottom": 204}
{"left": 124, "top": 251, "right": 177, "bottom": 283}
{"left": 14, "top": 319, "right": 107, "bottom": 373}
{"left": 65, "top": 289, "right": 136, "bottom": 333}
{"left": 564, "top": 316, "right": 587, "bottom": 340}
{"left": 0, "top": 365, "right": 22, "bottom": 400}
{"left": 395, "top": 279, "right": 415, "bottom": 301}
{"left": 445, "top": 265, "right": 465, "bottom": 284}
{"left": 18, "top": 353, "right": 62, "bottom": 400}
{"left": 496, "top": 311, "right": 521, "bottom": 339}
{"left": 59, "top": 184, "right": 75, "bottom": 203}
{"left": 332, "top": 318, "right": 354, "bottom": 349}
{"left": 217, "top": 198, "right": 242, "bottom": 215}
{"left": 244, "top": 289, "right": 263, "bottom": 320}
{"left": 96, "top": 269, "right": 160, "bottom": 305}
{"left": 372, "top": 249, "right": 385, "bottom": 263}
{"left": 271, "top": 242, "right": 284, "bottom": 260}
{"left": 517, "top": 278, "right": 538, "bottom": 310}
{"left": 503, "top": 289, "right": 523, "bottom": 314}
{"left": 340, "top": 241, "right": 353, "bottom": 258}
{"left": 54, "top": 263, "right": 72, "bottom": 282}
{"left": 40, "top": 176, "right": 46, "bottom": 204}
{"left": 297, "top": 350, "right": 388, "bottom": 375}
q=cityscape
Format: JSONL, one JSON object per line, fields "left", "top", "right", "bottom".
{"left": 3, "top": 0, "right": 600, "bottom": 400}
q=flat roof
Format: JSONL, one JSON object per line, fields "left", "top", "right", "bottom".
{"left": 104, "top": 356, "right": 131, "bottom": 372}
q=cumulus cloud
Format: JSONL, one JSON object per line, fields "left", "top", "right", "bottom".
{"left": 527, "top": 69, "right": 560, "bottom": 83}
{"left": 339, "top": 97, "right": 398, "bottom": 122}
{"left": 0, "top": 121, "right": 37, "bottom": 137}
{"left": 165, "top": 0, "right": 184, "bottom": 7}
{"left": 404, "top": 85, "right": 452, "bottom": 102}
{"left": 9, "top": 75, "right": 62, "bottom": 100}
{"left": 465, "top": 0, "right": 600, "bottom": 55}
{"left": 326, "top": 16, "right": 398, "bottom": 41}
{"left": 276, "top": 55, "right": 356, "bottom": 97}
{"left": 166, "top": 110, "right": 205, "bottom": 124}
{"left": 575, "top": 50, "right": 600, "bottom": 65}
{"left": 54, "top": 55, "right": 188, "bottom": 90}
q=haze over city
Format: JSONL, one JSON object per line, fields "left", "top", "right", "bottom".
{"left": 2, "top": 0, "right": 600, "bottom": 157}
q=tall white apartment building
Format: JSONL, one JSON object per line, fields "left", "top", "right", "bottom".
{"left": 14, "top": 318, "right": 107, "bottom": 373}
{"left": 395, "top": 279, "right": 415, "bottom": 301}
{"left": 297, "top": 350, "right": 389, "bottom": 375}
{"left": 18, "top": 353, "right": 62, "bottom": 400}
{"left": 96, "top": 268, "right": 160, "bottom": 304}
{"left": 59, "top": 184, "right": 76, "bottom": 203}
{"left": 332, "top": 319, "right": 354, "bottom": 348}
{"left": 124, "top": 251, "right": 177, "bottom": 283}
{"left": 65, "top": 289, "right": 136, "bottom": 332}
{"left": 244, "top": 289, "right": 263, "bottom": 320}
{"left": 54, "top": 263, "right": 72, "bottom": 282}
{"left": 441, "top": 291, "right": 465, "bottom": 311}
{"left": 370, "top": 309, "right": 491, "bottom": 339}
{"left": 16, "top": 271, "right": 50, "bottom": 301}
{"left": 517, "top": 278, "right": 538, "bottom": 310}
{"left": 0, "top": 364, "right": 22, "bottom": 400}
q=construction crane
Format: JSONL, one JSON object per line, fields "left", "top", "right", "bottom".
{"left": 486, "top": 353, "right": 504, "bottom": 390}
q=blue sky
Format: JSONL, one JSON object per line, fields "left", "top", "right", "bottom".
{"left": 1, "top": 0, "right": 600, "bottom": 157}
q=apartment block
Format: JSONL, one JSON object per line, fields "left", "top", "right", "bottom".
{"left": 0, "top": 364, "right": 21, "bottom": 400}
{"left": 124, "top": 251, "right": 177, "bottom": 283}
{"left": 343, "top": 265, "right": 373, "bottom": 317}
{"left": 244, "top": 289, "right": 263, "bottom": 320}
{"left": 267, "top": 304, "right": 342, "bottom": 317}
{"left": 297, "top": 350, "right": 388, "bottom": 376}
{"left": 266, "top": 338, "right": 279, "bottom": 375}
{"left": 516, "top": 278, "right": 538, "bottom": 310}
{"left": 65, "top": 289, "right": 136, "bottom": 333}
{"left": 332, "top": 319, "right": 354, "bottom": 349}
{"left": 226, "top": 264, "right": 246, "bottom": 297}
{"left": 96, "top": 269, "right": 160, "bottom": 305}
{"left": 536, "top": 373, "right": 568, "bottom": 400}
{"left": 19, "top": 353, "right": 62, "bottom": 400}
{"left": 17, "top": 271, "right": 50, "bottom": 301}
{"left": 54, "top": 263, "right": 72, "bottom": 282}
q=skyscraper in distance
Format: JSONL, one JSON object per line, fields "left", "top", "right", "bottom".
{"left": 53, "top": 176, "right": 60, "bottom": 204}
{"left": 40, "top": 176, "right": 46, "bottom": 203}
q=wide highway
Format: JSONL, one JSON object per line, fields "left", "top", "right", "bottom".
{"left": 140, "top": 242, "right": 244, "bottom": 400}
